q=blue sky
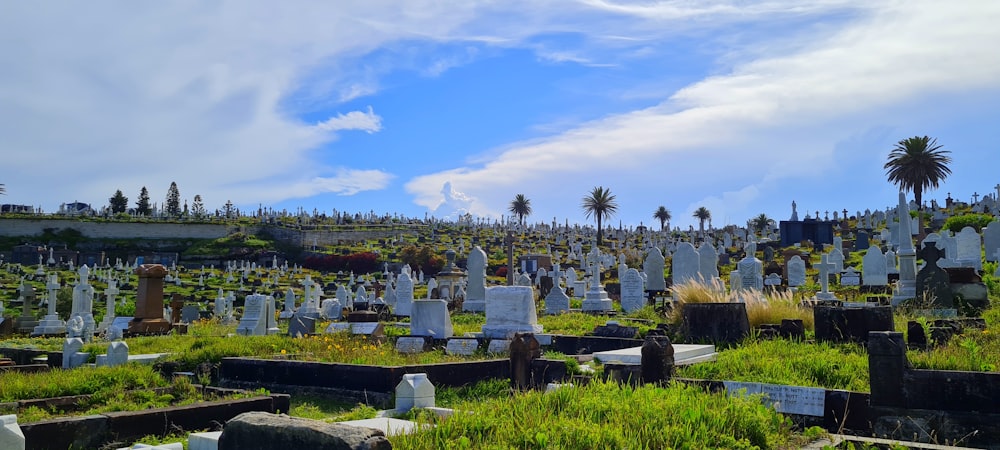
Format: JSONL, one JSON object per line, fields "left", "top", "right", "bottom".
{"left": 2, "top": 1, "right": 999, "bottom": 229}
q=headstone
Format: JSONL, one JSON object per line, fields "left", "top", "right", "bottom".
{"left": 862, "top": 247, "right": 889, "bottom": 286}
{"left": 736, "top": 244, "right": 763, "bottom": 292}
{"left": 395, "top": 336, "right": 428, "bottom": 354}
{"left": 640, "top": 335, "right": 674, "bottom": 384}
{"left": 97, "top": 341, "right": 129, "bottom": 367}
{"left": 592, "top": 321, "right": 639, "bottom": 339}
{"left": 482, "top": 286, "right": 543, "bottom": 339}
{"left": 697, "top": 242, "right": 719, "bottom": 281}
{"left": 463, "top": 246, "right": 487, "bottom": 312}
{"left": 445, "top": 338, "right": 479, "bottom": 356}
{"left": 129, "top": 264, "right": 171, "bottom": 334}
{"left": 279, "top": 289, "right": 296, "bottom": 319}
{"left": 814, "top": 254, "right": 837, "bottom": 300}
{"left": 983, "top": 221, "right": 1000, "bottom": 262}
{"left": 885, "top": 249, "right": 898, "bottom": 274}
{"left": 642, "top": 248, "right": 666, "bottom": 291}
{"left": 544, "top": 284, "right": 570, "bottom": 315}
{"left": 409, "top": 299, "right": 453, "bottom": 338}
{"left": 487, "top": 339, "right": 511, "bottom": 354}
{"left": 236, "top": 294, "right": 279, "bottom": 336}
{"left": 840, "top": 267, "right": 861, "bottom": 286}
{"left": 855, "top": 231, "right": 870, "bottom": 251}
{"left": 288, "top": 313, "right": 316, "bottom": 338}
{"left": 395, "top": 272, "right": 414, "bottom": 317}
{"left": 786, "top": 256, "right": 806, "bottom": 287}
{"left": 954, "top": 226, "right": 983, "bottom": 271}
{"left": 827, "top": 247, "right": 844, "bottom": 273}
{"left": 619, "top": 268, "right": 645, "bottom": 313}
{"left": 671, "top": 243, "right": 700, "bottom": 285}
{"left": 916, "top": 242, "right": 953, "bottom": 308}
{"left": 33, "top": 273, "right": 65, "bottom": 336}
{"left": 321, "top": 298, "right": 342, "bottom": 320}
{"left": 764, "top": 273, "right": 782, "bottom": 287}
{"left": 180, "top": 305, "right": 200, "bottom": 324}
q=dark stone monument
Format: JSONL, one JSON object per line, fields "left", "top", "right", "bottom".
{"left": 916, "top": 242, "right": 953, "bottom": 308}
{"left": 128, "top": 264, "right": 171, "bottom": 334}
{"left": 814, "top": 306, "right": 893, "bottom": 344}
{"left": 779, "top": 319, "right": 805, "bottom": 340}
{"left": 855, "top": 231, "right": 870, "bottom": 251}
{"left": 288, "top": 313, "right": 316, "bottom": 338}
{"left": 509, "top": 333, "right": 541, "bottom": 391}
{"left": 346, "top": 310, "right": 379, "bottom": 323}
{"left": 592, "top": 322, "right": 639, "bottom": 339}
{"left": 640, "top": 335, "right": 674, "bottom": 384}
{"left": 681, "top": 303, "right": 750, "bottom": 344}
{"left": 906, "top": 321, "right": 927, "bottom": 349}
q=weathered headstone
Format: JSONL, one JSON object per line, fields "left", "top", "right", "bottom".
{"left": 862, "top": 246, "right": 889, "bottom": 286}
{"left": 840, "top": 267, "right": 861, "bottom": 287}
{"left": 954, "top": 226, "right": 983, "bottom": 271}
{"left": 619, "top": 268, "right": 645, "bottom": 313}
{"left": 395, "top": 272, "right": 414, "bottom": 317}
{"left": 288, "top": 313, "right": 316, "bottom": 338}
{"left": 671, "top": 243, "right": 700, "bottom": 285}
{"left": 445, "top": 338, "right": 479, "bottom": 356}
{"left": 463, "top": 246, "right": 487, "bottom": 312}
{"left": 786, "top": 255, "right": 806, "bottom": 287}
{"left": 482, "top": 286, "right": 543, "bottom": 339}
{"left": 643, "top": 248, "right": 666, "bottom": 291}
{"left": 983, "top": 221, "right": 1000, "bottom": 262}
{"left": 129, "top": 264, "right": 171, "bottom": 334}
{"left": 916, "top": 242, "right": 953, "bottom": 308}
{"left": 410, "top": 299, "right": 453, "bottom": 338}
{"left": 698, "top": 242, "right": 720, "bottom": 282}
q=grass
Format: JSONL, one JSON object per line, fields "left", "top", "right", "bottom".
{"left": 0, "top": 364, "right": 168, "bottom": 402}
{"left": 675, "top": 338, "right": 870, "bottom": 392}
{"left": 392, "top": 380, "right": 804, "bottom": 449}
{"left": 670, "top": 279, "right": 814, "bottom": 331}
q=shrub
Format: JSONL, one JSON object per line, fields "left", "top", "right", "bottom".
{"left": 942, "top": 213, "right": 994, "bottom": 233}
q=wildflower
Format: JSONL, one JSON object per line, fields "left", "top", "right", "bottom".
{"left": 280, "top": 349, "right": 287, "bottom": 355}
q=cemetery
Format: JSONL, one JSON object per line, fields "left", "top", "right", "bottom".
{"left": 1, "top": 183, "right": 1000, "bottom": 449}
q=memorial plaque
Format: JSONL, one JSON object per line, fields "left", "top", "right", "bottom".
{"left": 446, "top": 338, "right": 479, "bottom": 356}
{"left": 350, "top": 322, "right": 383, "bottom": 337}
{"left": 324, "top": 323, "right": 350, "bottom": 333}
{"left": 487, "top": 339, "right": 511, "bottom": 354}
{"left": 396, "top": 336, "right": 428, "bottom": 354}
{"left": 723, "top": 381, "right": 825, "bottom": 417}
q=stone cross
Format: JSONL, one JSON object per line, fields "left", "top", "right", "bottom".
{"left": 972, "top": 192, "right": 980, "bottom": 203}
{"left": 46, "top": 274, "right": 60, "bottom": 316}
{"left": 816, "top": 254, "right": 836, "bottom": 296}
{"left": 995, "top": 184, "right": 1000, "bottom": 201}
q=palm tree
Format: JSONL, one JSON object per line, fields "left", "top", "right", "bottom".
{"left": 884, "top": 136, "right": 951, "bottom": 235}
{"left": 693, "top": 206, "right": 711, "bottom": 238}
{"left": 653, "top": 206, "right": 671, "bottom": 232}
{"left": 508, "top": 194, "right": 532, "bottom": 227}
{"left": 750, "top": 213, "right": 771, "bottom": 236}
{"left": 0, "top": 183, "right": 5, "bottom": 195}
{"left": 581, "top": 186, "right": 619, "bottom": 246}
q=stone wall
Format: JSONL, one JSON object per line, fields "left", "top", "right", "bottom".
{"left": 0, "top": 218, "right": 237, "bottom": 240}
{"left": 265, "top": 225, "right": 421, "bottom": 247}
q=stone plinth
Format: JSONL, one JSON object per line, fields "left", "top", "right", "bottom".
{"left": 409, "top": 299, "right": 453, "bottom": 338}
{"left": 129, "top": 264, "right": 171, "bottom": 334}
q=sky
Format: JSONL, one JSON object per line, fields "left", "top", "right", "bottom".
{"left": 2, "top": 1, "right": 1000, "bottom": 230}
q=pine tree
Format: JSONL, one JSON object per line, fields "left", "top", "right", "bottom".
{"left": 191, "top": 195, "right": 206, "bottom": 219}
{"left": 165, "top": 182, "right": 181, "bottom": 217}
{"left": 109, "top": 190, "right": 129, "bottom": 214}
{"left": 223, "top": 200, "right": 235, "bottom": 219}
{"left": 136, "top": 187, "right": 151, "bottom": 216}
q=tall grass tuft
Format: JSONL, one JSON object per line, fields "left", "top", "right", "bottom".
{"left": 745, "top": 288, "right": 814, "bottom": 331}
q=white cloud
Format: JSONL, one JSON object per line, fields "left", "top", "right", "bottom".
{"left": 431, "top": 181, "right": 477, "bottom": 219}
{"left": 315, "top": 107, "right": 383, "bottom": 133}
{"left": 405, "top": 0, "right": 1000, "bottom": 227}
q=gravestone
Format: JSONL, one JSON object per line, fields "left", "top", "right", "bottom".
{"left": 814, "top": 254, "right": 838, "bottom": 300}
{"left": 482, "top": 286, "right": 543, "bottom": 339}
{"left": 321, "top": 298, "right": 342, "bottom": 320}
{"left": 671, "top": 243, "right": 700, "bottom": 285}
{"left": 786, "top": 256, "right": 806, "bottom": 287}
{"left": 236, "top": 294, "right": 279, "bottom": 336}
{"left": 885, "top": 249, "right": 898, "bottom": 274}
{"left": 855, "top": 231, "right": 870, "bottom": 251}
{"left": 129, "top": 264, "right": 171, "bottom": 334}
{"left": 640, "top": 335, "right": 674, "bottom": 384}
{"left": 544, "top": 284, "right": 570, "bottom": 315}
{"left": 828, "top": 247, "right": 845, "bottom": 273}
{"left": 698, "top": 242, "right": 720, "bottom": 281}
{"left": 510, "top": 333, "right": 541, "bottom": 390}
{"left": 288, "top": 313, "right": 316, "bottom": 338}
{"left": 643, "top": 248, "right": 666, "bottom": 291}
{"left": 181, "top": 305, "right": 201, "bottom": 324}
{"left": 445, "top": 338, "right": 479, "bottom": 356}
{"left": 32, "top": 273, "right": 65, "bottom": 336}
{"left": 279, "top": 289, "right": 296, "bottom": 320}
{"left": 463, "top": 246, "right": 487, "bottom": 312}
{"left": 862, "top": 246, "right": 889, "bottom": 286}
{"left": 954, "top": 227, "right": 983, "bottom": 271}
{"left": 410, "top": 299, "right": 453, "bottom": 338}
{"left": 97, "top": 341, "right": 129, "bottom": 367}
{"left": 619, "top": 268, "right": 645, "bottom": 313}
{"left": 840, "top": 267, "right": 861, "bottom": 286}
{"left": 736, "top": 244, "right": 763, "bottom": 291}
{"left": 916, "top": 242, "right": 953, "bottom": 308}
{"left": 984, "top": 221, "right": 1000, "bottom": 262}
{"left": 395, "top": 272, "right": 414, "bottom": 317}
{"left": 592, "top": 321, "right": 639, "bottom": 339}
{"left": 488, "top": 339, "right": 511, "bottom": 354}
{"left": 764, "top": 273, "right": 782, "bottom": 288}
{"left": 395, "top": 336, "right": 429, "bottom": 354}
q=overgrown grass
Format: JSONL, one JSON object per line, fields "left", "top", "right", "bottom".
{"left": 392, "top": 380, "right": 801, "bottom": 449}
{"left": 675, "top": 339, "right": 870, "bottom": 392}
{"left": 669, "top": 280, "right": 814, "bottom": 331}
{"left": 0, "top": 364, "right": 169, "bottom": 402}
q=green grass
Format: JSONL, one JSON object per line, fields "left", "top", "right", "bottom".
{"left": 0, "top": 364, "right": 169, "bottom": 402}
{"left": 676, "top": 338, "right": 870, "bottom": 392}
{"left": 392, "top": 380, "right": 803, "bottom": 449}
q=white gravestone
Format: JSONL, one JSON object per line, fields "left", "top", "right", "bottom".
{"left": 955, "top": 226, "right": 983, "bottom": 271}
{"left": 0, "top": 415, "right": 24, "bottom": 450}
{"left": 983, "top": 221, "right": 1000, "bottom": 262}
{"left": 786, "top": 256, "right": 806, "bottom": 287}
{"left": 544, "top": 283, "right": 570, "bottom": 315}
{"left": 236, "top": 294, "right": 279, "bottom": 336}
{"left": 463, "top": 246, "right": 488, "bottom": 312}
{"left": 671, "top": 243, "right": 700, "bottom": 286}
{"left": 698, "top": 242, "right": 720, "bottom": 281}
{"left": 840, "top": 267, "right": 861, "bottom": 286}
{"left": 395, "top": 272, "right": 415, "bottom": 317}
{"left": 861, "top": 247, "right": 888, "bottom": 286}
{"left": 642, "top": 248, "right": 666, "bottom": 291}
{"left": 482, "top": 286, "right": 543, "bottom": 339}
{"left": 445, "top": 338, "right": 479, "bottom": 356}
{"left": 410, "top": 299, "right": 453, "bottom": 338}
{"left": 619, "top": 268, "right": 646, "bottom": 313}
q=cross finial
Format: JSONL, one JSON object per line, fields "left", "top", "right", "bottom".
{"left": 973, "top": 192, "right": 980, "bottom": 203}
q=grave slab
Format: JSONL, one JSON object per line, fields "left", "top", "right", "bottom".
{"left": 592, "top": 344, "right": 716, "bottom": 366}
{"left": 338, "top": 417, "right": 424, "bottom": 436}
